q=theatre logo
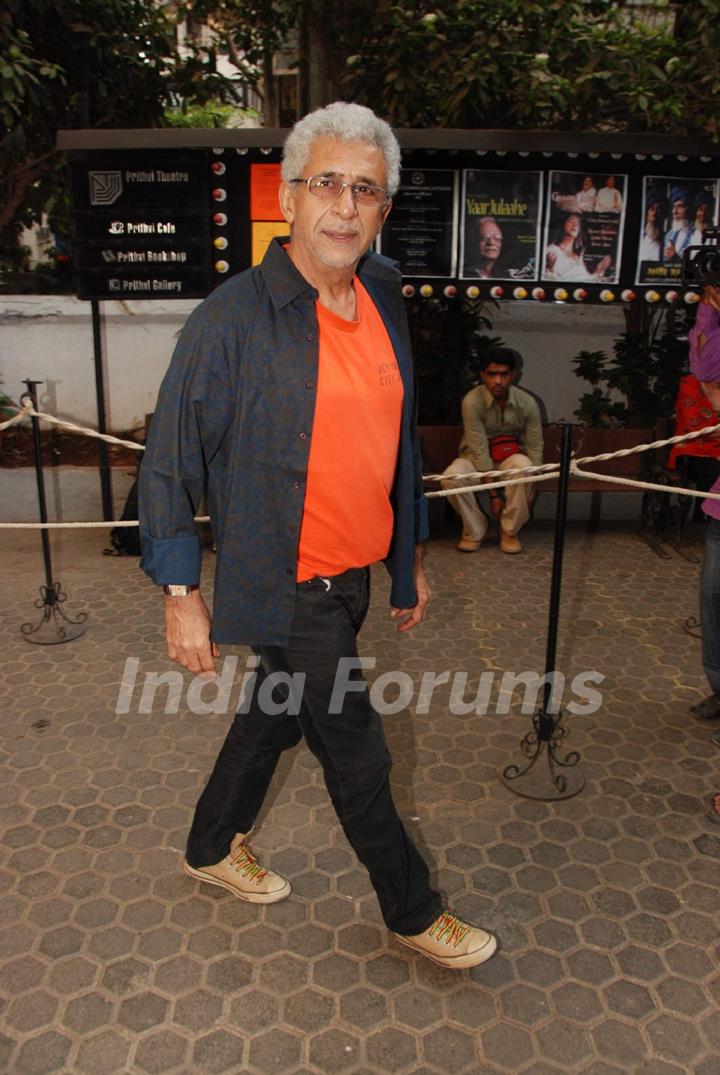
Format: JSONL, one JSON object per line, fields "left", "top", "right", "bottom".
{"left": 89, "top": 171, "right": 123, "bottom": 206}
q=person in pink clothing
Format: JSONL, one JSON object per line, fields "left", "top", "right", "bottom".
{"left": 687, "top": 284, "right": 720, "bottom": 820}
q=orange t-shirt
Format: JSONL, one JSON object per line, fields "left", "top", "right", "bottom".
{"left": 296, "top": 279, "right": 403, "bottom": 581}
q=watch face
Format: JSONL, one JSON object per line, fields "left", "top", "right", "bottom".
{"left": 166, "top": 585, "right": 190, "bottom": 597}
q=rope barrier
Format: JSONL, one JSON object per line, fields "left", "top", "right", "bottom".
{"left": 574, "top": 420, "right": 720, "bottom": 466}
{"left": 424, "top": 460, "right": 561, "bottom": 483}
{"left": 0, "top": 400, "right": 144, "bottom": 450}
{"left": 0, "top": 407, "right": 31, "bottom": 432}
{"left": 569, "top": 465, "right": 720, "bottom": 500}
{"left": 425, "top": 470, "right": 561, "bottom": 498}
{"left": 0, "top": 517, "right": 210, "bottom": 530}
{"left": 2, "top": 401, "right": 720, "bottom": 527}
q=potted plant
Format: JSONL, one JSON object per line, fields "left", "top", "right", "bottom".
{"left": 572, "top": 305, "right": 694, "bottom": 432}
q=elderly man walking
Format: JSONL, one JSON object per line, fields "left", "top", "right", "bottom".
{"left": 138, "top": 102, "right": 497, "bottom": 970}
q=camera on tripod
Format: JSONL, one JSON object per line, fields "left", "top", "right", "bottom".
{"left": 682, "top": 226, "right": 720, "bottom": 286}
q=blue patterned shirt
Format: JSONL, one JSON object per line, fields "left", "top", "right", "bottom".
{"left": 138, "top": 238, "right": 428, "bottom": 645}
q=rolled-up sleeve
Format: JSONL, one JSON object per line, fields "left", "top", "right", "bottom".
{"left": 138, "top": 306, "right": 233, "bottom": 586}
{"left": 690, "top": 302, "right": 720, "bottom": 382}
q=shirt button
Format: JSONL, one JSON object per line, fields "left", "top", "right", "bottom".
{"left": 306, "top": 381, "right": 314, "bottom": 389}
{"left": 292, "top": 480, "right": 301, "bottom": 489}
{"left": 286, "top": 568, "right": 294, "bottom": 576}
{"left": 305, "top": 333, "right": 314, "bottom": 342}
{"left": 299, "top": 431, "right": 307, "bottom": 440}
{"left": 287, "top": 525, "right": 296, "bottom": 534}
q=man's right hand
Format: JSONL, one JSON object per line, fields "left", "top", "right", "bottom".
{"left": 489, "top": 495, "right": 504, "bottom": 520}
{"left": 165, "top": 590, "right": 219, "bottom": 678}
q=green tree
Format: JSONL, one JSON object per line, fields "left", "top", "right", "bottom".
{"left": 178, "top": 1, "right": 375, "bottom": 121}
{"left": 1, "top": 1, "right": 178, "bottom": 264}
{"left": 340, "top": 0, "right": 720, "bottom": 138}
{"left": 572, "top": 308, "right": 693, "bottom": 428}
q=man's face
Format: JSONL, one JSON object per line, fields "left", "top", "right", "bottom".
{"left": 478, "top": 221, "right": 502, "bottom": 262}
{"left": 279, "top": 135, "right": 391, "bottom": 273}
{"left": 672, "top": 199, "right": 689, "bottom": 223}
{"left": 481, "top": 362, "right": 514, "bottom": 398}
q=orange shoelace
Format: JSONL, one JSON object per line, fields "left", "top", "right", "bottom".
{"left": 427, "top": 911, "right": 471, "bottom": 948}
{"left": 230, "top": 844, "right": 268, "bottom": 886}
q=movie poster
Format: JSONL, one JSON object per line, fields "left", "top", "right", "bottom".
{"left": 636, "top": 176, "right": 719, "bottom": 286}
{"left": 542, "top": 171, "right": 627, "bottom": 284}
{"left": 379, "top": 169, "right": 457, "bottom": 277}
{"left": 459, "top": 170, "right": 542, "bottom": 281}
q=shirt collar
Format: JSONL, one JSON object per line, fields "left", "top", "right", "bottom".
{"left": 480, "top": 384, "right": 521, "bottom": 408}
{"left": 259, "top": 237, "right": 399, "bottom": 311}
{"left": 260, "top": 237, "right": 317, "bottom": 310}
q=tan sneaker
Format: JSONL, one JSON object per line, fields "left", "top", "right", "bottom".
{"left": 500, "top": 531, "right": 522, "bottom": 554}
{"left": 458, "top": 536, "right": 483, "bottom": 553}
{"left": 393, "top": 910, "right": 498, "bottom": 970}
{"left": 183, "top": 833, "right": 291, "bottom": 904}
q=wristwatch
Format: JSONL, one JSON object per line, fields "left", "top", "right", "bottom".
{"left": 163, "top": 584, "right": 199, "bottom": 597}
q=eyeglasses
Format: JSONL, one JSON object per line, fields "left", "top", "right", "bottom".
{"left": 290, "top": 175, "right": 389, "bottom": 207}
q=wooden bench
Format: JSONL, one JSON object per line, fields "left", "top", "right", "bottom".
{"left": 419, "top": 424, "right": 654, "bottom": 528}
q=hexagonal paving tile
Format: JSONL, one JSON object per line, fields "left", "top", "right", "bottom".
{"left": 3, "top": 529, "right": 720, "bottom": 1075}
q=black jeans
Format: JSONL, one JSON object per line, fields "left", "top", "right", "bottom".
{"left": 186, "top": 567, "right": 442, "bottom": 935}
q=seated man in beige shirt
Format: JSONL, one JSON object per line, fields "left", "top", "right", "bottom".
{"left": 442, "top": 349, "right": 543, "bottom": 554}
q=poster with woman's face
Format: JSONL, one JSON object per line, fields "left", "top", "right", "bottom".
{"left": 542, "top": 171, "right": 627, "bottom": 284}
{"left": 636, "top": 176, "right": 719, "bottom": 285}
{"left": 460, "top": 170, "right": 543, "bottom": 281}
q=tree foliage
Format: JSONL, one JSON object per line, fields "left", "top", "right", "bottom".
{"left": 572, "top": 308, "right": 693, "bottom": 428}
{"left": 3, "top": 0, "right": 720, "bottom": 273}
{"left": 341, "top": 0, "right": 720, "bottom": 138}
{"left": 0, "top": 0, "right": 182, "bottom": 261}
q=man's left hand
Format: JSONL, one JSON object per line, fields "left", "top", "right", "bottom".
{"left": 390, "top": 550, "right": 431, "bottom": 632}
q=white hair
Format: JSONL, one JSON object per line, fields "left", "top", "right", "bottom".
{"left": 281, "top": 101, "right": 401, "bottom": 196}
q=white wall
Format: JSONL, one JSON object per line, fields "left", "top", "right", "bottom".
{"left": 493, "top": 300, "right": 626, "bottom": 423}
{"left": 1, "top": 293, "right": 626, "bottom": 432}
{"left": 1, "top": 293, "right": 638, "bottom": 524}
{"left": 0, "top": 295, "right": 200, "bottom": 431}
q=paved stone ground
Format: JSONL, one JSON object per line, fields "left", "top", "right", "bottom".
{"left": 2, "top": 516, "right": 720, "bottom": 1075}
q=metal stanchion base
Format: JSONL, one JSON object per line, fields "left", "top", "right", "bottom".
{"left": 21, "top": 583, "right": 87, "bottom": 645}
{"left": 500, "top": 710, "right": 585, "bottom": 801}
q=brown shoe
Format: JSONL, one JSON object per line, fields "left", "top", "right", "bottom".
{"left": 393, "top": 910, "right": 498, "bottom": 970}
{"left": 690, "top": 693, "right": 720, "bottom": 721}
{"left": 183, "top": 833, "right": 291, "bottom": 904}
{"left": 458, "top": 536, "right": 483, "bottom": 553}
{"left": 500, "top": 531, "right": 522, "bottom": 554}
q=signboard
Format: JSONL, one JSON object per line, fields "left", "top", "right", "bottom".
{"left": 59, "top": 131, "right": 720, "bottom": 303}
{"left": 542, "top": 170, "right": 627, "bottom": 284}
{"left": 636, "top": 176, "right": 719, "bottom": 285}
{"left": 460, "top": 170, "right": 543, "bottom": 281}
{"left": 379, "top": 168, "right": 458, "bottom": 277}
{"left": 250, "top": 163, "right": 284, "bottom": 221}
{"left": 69, "top": 151, "right": 214, "bottom": 299}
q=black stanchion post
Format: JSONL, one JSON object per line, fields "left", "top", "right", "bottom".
{"left": 91, "top": 299, "right": 113, "bottom": 521}
{"left": 500, "top": 422, "right": 585, "bottom": 800}
{"left": 20, "top": 379, "right": 87, "bottom": 645}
